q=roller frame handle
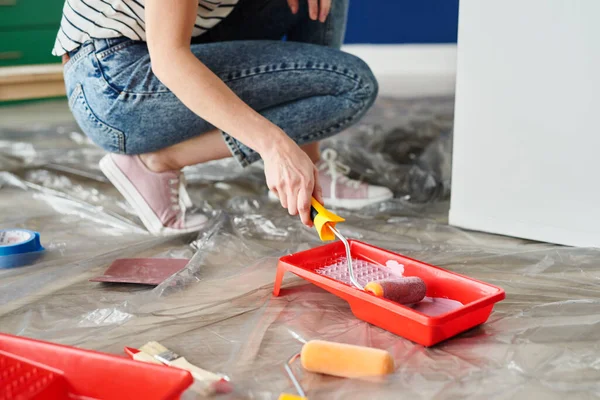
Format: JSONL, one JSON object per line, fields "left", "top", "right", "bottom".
{"left": 309, "top": 197, "right": 345, "bottom": 241}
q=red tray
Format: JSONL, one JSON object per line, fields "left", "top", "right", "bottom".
{"left": 0, "top": 333, "right": 193, "bottom": 400}
{"left": 273, "top": 240, "right": 505, "bottom": 346}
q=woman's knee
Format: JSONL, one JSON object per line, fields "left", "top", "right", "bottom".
{"left": 358, "top": 57, "right": 379, "bottom": 106}
{"left": 340, "top": 52, "right": 379, "bottom": 108}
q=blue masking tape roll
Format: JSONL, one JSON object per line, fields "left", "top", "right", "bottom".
{"left": 0, "top": 229, "right": 45, "bottom": 268}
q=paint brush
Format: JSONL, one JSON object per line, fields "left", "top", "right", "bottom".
{"left": 138, "top": 341, "right": 232, "bottom": 395}
{"left": 124, "top": 346, "right": 162, "bottom": 364}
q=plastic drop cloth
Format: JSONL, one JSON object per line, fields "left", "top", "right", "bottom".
{"left": 2, "top": 97, "right": 600, "bottom": 400}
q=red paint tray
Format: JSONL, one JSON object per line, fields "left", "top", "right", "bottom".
{"left": 0, "top": 333, "right": 193, "bottom": 400}
{"left": 273, "top": 240, "right": 505, "bottom": 346}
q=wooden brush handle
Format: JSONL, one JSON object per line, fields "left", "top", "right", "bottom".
{"left": 133, "top": 352, "right": 162, "bottom": 365}
{"left": 170, "top": 357, "right": 222, "bottom": 381}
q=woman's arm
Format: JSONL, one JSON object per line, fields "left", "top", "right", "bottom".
{"left": 145, "top": 0, "right": 322, "bottom": 226}
{"left": 146, "top": 0, "right": 281, "bottom": 156}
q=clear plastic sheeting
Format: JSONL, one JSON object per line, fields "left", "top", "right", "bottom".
{"left": 1, "top": 97, "right": 600, "bottom": 399}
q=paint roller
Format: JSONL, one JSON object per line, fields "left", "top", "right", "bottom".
{"left": 301, "top": 340, "right": 394, "bottom": 378}
{"left": 364, "top": 277, "right": 427, "bottom": 305}
{"left": 279, "top": 340, "right": 395, "bottom": 399}
{"left": 310, "top": 197, "right": 426, "bottom": 305}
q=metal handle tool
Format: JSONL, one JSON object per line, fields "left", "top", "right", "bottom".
{"left": 279, "top": 353, "right": 307, "bottom": 400}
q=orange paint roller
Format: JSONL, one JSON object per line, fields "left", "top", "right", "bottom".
{"left": 310, "top": 198, "right": 427, "bottom": 305}
{"left": 301, "top": 340, "right": 394, "bottom": 378}
{"left": 280, "top": 340, "right": 395, "bottom": 399}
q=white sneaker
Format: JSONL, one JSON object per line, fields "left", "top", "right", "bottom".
{"left": 268, "top": 148, "right": 393, "bottom": 210}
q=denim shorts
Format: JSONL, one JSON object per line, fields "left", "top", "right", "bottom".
{"left": 62, "top": 0, "right": 378, "bottom": 167}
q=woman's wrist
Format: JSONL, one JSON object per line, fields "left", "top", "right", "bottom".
{"left": 254, "top": 125, "right": 292, "bottom": 156}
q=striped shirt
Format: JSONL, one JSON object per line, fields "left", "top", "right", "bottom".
{"left": 52, "top": 0, "right": 238, "bottom": 56}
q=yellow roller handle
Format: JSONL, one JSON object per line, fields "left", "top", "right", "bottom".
{"left": 310, "top": 197, "right": 344, "bottom": 241}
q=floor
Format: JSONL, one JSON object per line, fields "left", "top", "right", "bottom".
{"left": 1, "top": 97, "right": 600, "bottom": 399}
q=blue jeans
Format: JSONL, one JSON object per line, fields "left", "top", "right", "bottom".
{"left": 63, "top": 0, "right": 378, "bottom": 167}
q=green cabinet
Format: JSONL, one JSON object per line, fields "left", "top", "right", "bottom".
{"left": 0, "top": 0, "right": 64, "bottom": 28}
{"left": 0, "top": 29, "right": 61, "bottom": 66}
{"left": 0, "top": 0, "right": 64, "bottom": 67}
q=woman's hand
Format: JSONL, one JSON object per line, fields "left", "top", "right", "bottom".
{"left": 287, "top": 0, "right": 331, "bottom": 23}
{"left": 262, "top": 135, "right": 323, "bottom": 227}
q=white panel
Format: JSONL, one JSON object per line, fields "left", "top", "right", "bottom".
{"left": 450, "top": 0, "right": 600, "bottom": 247}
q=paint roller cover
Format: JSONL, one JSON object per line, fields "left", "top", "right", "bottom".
{"left": 300, "top": 340, "right": 394, "bottom": 378}
{"left": 365, "top": 277, "right": 427, "bottom": 305}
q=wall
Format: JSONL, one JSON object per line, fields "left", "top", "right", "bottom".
{"left": 342, "top": 1, "right": 459, "bottom": 98}
{"left": 345, "top": 0, "right": 459, "bottom": 44}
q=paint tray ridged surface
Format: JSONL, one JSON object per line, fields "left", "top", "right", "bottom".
{"left": 0, "top": 333, "right": 193, "bottom": 400}
{"left": 273, "top": 240, "right": 505, "bottom": 346}
{"left": 316, "top": 257, "right": 396, "bottom": 287}
{"left": 0, "top": 352, "right": 67, "bottom": 400}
